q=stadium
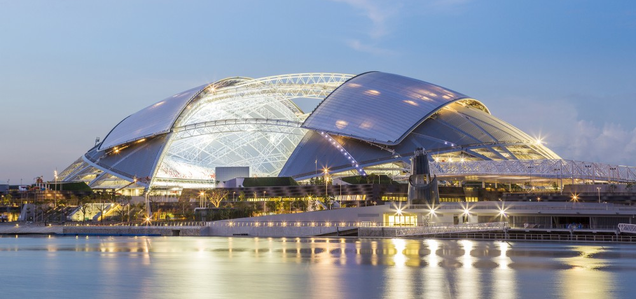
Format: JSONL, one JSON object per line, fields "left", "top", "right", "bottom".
{"left": 59, "top": 71, "right": 636, "bottom": 204}
{"left": 45, "top": 71, "right": 636, "bottom": 234}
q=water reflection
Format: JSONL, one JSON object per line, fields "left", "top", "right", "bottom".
{"left": 1, "top": 236, "right": 636, "bottom": 298}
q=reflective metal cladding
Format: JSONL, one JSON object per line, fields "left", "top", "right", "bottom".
{"left": 302, "top": 72, "right": 487, "bottom": 145}
{"left": 98, "top": 84, "right": 209, "bottom": 151}
{"left": 60, "top": 71, "right": 560, "bottom": 190}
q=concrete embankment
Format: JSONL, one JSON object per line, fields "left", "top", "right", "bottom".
{"left": 205, "top": 224, "right": 345, "bottom": 237}
{"left": 0, "top": 224, "right": 62, "bottom": 235}
{"left": 62, "top": 226, "right": 203, "bottom": 236}
{"left": 0, "top": 224, "right": 203, "bottom": 236}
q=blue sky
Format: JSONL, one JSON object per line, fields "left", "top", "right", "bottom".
{"left": 1, "top": 0, "right": 635, "bottom": 184}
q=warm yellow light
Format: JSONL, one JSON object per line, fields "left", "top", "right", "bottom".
{"left": 359, "top": 121, "right": 372, "bottom": 129}
{"left": 463, "top": 208, "right": 470, "bottom": 215}
{"left": 364, "top": 89, "right": 380, "bottom": 96}
{"left": 403, "top": 100, "right": 418, "bottom": 106}
{"left": 335, "top": 120, "right": 348, "bottom": 129}
{"left": 323, "top": 167, "right": 329, "bottom": 174}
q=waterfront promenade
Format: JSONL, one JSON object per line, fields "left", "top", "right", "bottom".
{"left": 0, "top": 222, "right": 204, "bottom": 236}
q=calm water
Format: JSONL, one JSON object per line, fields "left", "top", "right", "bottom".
{"left": 1, "top": 236, "right": 635, "bottom": 299}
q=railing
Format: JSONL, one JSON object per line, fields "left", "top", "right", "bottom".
{"left": 430, "top": 232, "right": 636, "bottom": 242}
{"left": 618, "top": 223, "right": 636, "bottom": 234}
{"left": 408, "top": 202, "right": 636, "bottom": 212}
{"left": 396, "top": 222, "right": 508, "bottom": 237}
{"left": 62, "top": 221, "right": 208, "bottom": 227}
{"left": 430, "top": 159, "right": 636, "bottom": 183}
{"left": 209, "top": 220, "right": 381, "bottom": 228}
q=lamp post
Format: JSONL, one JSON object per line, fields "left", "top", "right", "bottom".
{"left": 263, "top": 191, "right": 267, "bottom": 213}
{"left": 53, "top": 170, "right": 58, "bottom": 209}
{"left": 199, "top": 191, "right": 205, "bottom": 208}
{"left": 233, "top": 191, "right": 236, "bottom": 202}
{"left": 323, "top": 167, "right": 329, "bottom": 209}
{"left": 597, "top": 187, "right": 601, "bottom": 203}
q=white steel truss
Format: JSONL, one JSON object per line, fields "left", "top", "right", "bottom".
{"left": 430, "top": 159, "right": 636, "bottom": 183}
{"left": 172, "top": 118, "right": 302, "bottom": 140}
{"left": 618, "top": 223, "right": 636, "bottom": 234}
{"left": 175, "top": 73, "right": 354, "bottom": 127}
{"left": 151, "top": 73, "right": 353, "bottom": 187}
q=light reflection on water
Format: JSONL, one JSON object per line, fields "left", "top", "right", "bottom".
{"left": 1, "top": 236, "right": 636, "bottom": 298}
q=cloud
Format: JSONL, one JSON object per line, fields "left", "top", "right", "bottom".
{"left": 333, "top": 0, "right": 472, "bottom": 54}
{"left": 332, "top": 0, "right": 398, "bottom": 39}
{"left": 492, "top": 96, "right": 636, "bottom": 166}
{"left": 345, "top": 39, "right": 397, "bottom": 56}
{"left": 562, "top": 121, "right": 636, "bottom": 166}
{"left": 331, "top": 0, "right": 401, "bottom": 55}
{"left": 430, "top": 0, "right": 471, "bottom": 8}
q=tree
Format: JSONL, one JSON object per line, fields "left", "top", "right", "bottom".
{"left": 293, "top": 198, "right": 308, "bottom": 212}
{"left": 78, "top": 196, "right": 92, "bottom": 222}
{"left": 132, "top": 203, "right": 146, "bottom": 221}
{"left": 114, "top": 195, "right": 131, "bottom": 222}
{"left": 208, "top": 189, "right": 229, "bottom": 208}
{"left": 551, "top": 182, "right": 560, "bottom": 191}
{"left": 233, "top": 201, "right": 256, "bottom": 218}
{"left": 3, "top": 194, "right": 12, "bottom": 206}
{"left": 266, "top": 200, "right": 278, "bottom": 213}
{"left": 97, "top": 202, "right": 108, "bottom": 223}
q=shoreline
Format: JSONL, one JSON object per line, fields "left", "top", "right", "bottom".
{"left": 2, "top": 223, "right": 636, "bottom": 244}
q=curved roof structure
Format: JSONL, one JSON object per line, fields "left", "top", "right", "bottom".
{"left": 60, "top": 71, "right": 561, "bottom": 190}
{"left": 302, "top": 72, "right": 488, "bottom": 145}
{"left": 99, "top": 84, "right": 207, "bottom": 151}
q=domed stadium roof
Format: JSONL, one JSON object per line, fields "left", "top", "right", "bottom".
{"left": 59, "top": 72, "right": 560, "bottom": 190}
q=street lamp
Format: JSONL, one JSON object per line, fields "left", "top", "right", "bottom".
{"left": 323, "top": 167, "right": 329, "bottom": 208}
{"left": 199, "top": 191, "right": 205, "bottom": 208}
{"left": 597, "top": 187, "right": 601, "bottom": 203}
{"left": 263, "top": 191, "right": 267, "bottom": 213}
{"left": 53, "top": 170, "right": 58, "bottom": 209}
{"left": 233, "top": 191, "right": 236, "bottom": 201}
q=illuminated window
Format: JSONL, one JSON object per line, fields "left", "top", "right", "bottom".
{"left": 384, "top": 213, "right": 417, "bottom": 227}
{"left": 466, "top": 197, "right": 479, "bottom": 202}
